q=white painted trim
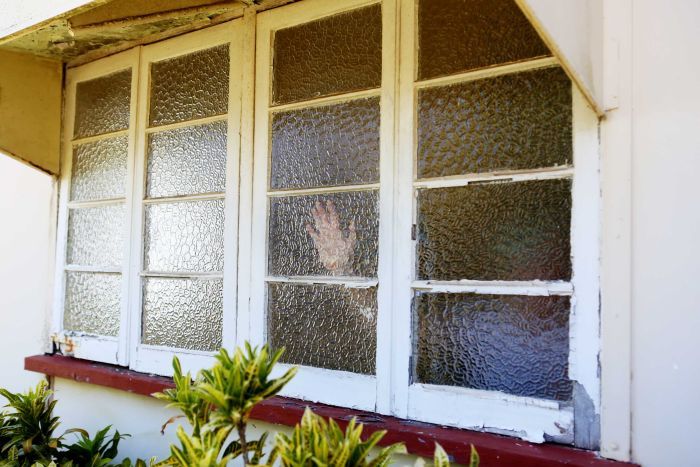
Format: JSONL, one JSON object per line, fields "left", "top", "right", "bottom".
{"left": 128, "top": 20, "right": 242, "bottom": 376}
{"left": 599, "top": 0, "right": 633, "bottom": 460}
{"left": 411, "top": 280, "right": 573, "bottom": 295}
{"left": 412, "top": 166, "right": 573, "bottom": 189}
{"left": 52, "top": 48, "right": 140, "bottom": 366}
{"left": 252, "top": 0, "right": 388, "bottom": 410}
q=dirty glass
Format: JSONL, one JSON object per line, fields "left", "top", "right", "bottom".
{"left": 142, "top": 277, "right": 223, "bottom": 351}
{"left": 74, "top": 69, "right": 132, "bottom": 139}
{"left": 417, "top": 0, "right": 550, "bottom": 80}
{"left": 268, "top": 282, "right": 377, "bottom": 374}
{"left": 272, "top": 4, "right": 382, "bottom": 105}
{"left": 413, "top": 292, "right": 572, "bottom": 401}
{"left": 67, "top": 204, "right": 125, "bottom": 268}
{"left": 149, "top": 44, "right": 229, "bottom": 127}
{"left": 146, "top": 121, "right": 228, "bottom": 198}
{"left": 143, "top": 199, "right": 224, "bottom": 273}
{"left": 270, "top": 97, "right": 380, "bottom": 190}
{"left": 416, "top": 179, "right": 572, "bottom": 281}
{"left": 64, "top": 272, "right": 121, "bottom": 337}
{"left": 417, "top": 67, "right": 572, "bottom": 178}
{"left": 268, "top": 190, "right": 379, "bottom": 278}
{"left": 70, "top": 136, "right": 128, "bottom": 202}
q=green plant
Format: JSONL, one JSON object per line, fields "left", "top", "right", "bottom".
{"left": 0, "top": 382, "right": 128, "bottom": 467}
{"left": 273, "top": 408, "right": 406, "bottom": 467}
{"left": 432, "top": 442, "right": 478, "bottom": 467}
{"left": 154, "top": 343, "right": 297, "bottom": 465}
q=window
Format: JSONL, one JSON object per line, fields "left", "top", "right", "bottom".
{"left": 52, "top": 0, "right": 600, "bottom": 444}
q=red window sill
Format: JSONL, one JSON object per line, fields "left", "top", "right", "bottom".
{"left": 25, "top": 354, "right": 636, "bottom": 467}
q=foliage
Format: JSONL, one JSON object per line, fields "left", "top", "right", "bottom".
{"left": 0, "top": 382, "right": 127, "bottom": 467}
{"left": 273, "top": 408, "right": 406, "bottom": 467}
{"left": 432, "top": 442, "right": 479, "bottom": 467}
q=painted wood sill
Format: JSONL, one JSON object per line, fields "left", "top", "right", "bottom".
{"left": 25, "top": 354, "right": 636, "bottom": 467}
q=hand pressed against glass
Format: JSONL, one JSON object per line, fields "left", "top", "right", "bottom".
{"left": 305, "top": 200, "right": 357, "bottom": 276}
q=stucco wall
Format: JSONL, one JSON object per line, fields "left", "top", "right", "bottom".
{"left": 0, "top": 156, "right": 54, "bottom": 392}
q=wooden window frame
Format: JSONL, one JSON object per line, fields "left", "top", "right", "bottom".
{"left": 52, "top": 0, "right": 601, "bottom": 444}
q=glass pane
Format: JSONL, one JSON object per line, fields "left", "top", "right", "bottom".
{"left": 268, "top": 190, "right": 378, "bottom": 277}
{"left": 144, "top": 199, "right": 224, "bottom": 273}
{"left": 67, "top": 204, "right": 125, "bottom": 267}
{"left": 417, "top": 179, "right": 571, "bottom": 281}
{"left": 149, "top": 44, "right": 229, "bottom": 127}
{"left": 268, "top": 282, "right": 376, "bottom": 374}
{"left": 147, "top": 121, "right": 228, "bottom": 198}
{"left": 70, "top": 136, "right": 128, "bottom": 202}
{"left": 142, "top": 277, "right": 222, "bottom": 351}
{"left": 64, "top": 272, "right": 121, "bottom": 337}
{"left": 74, "top": 69, "right": 132, "bottom": 138}
{"left": 417, "top": 0, "right": 550, "bottom": 80}
{"left": 413, "top": 292, "right": 572, "bottom": 401}
{"left": 271, "top": 98, "right": 380, "bottom": 190}
{"left": 417, "top": 68, "right": 572, "bottom": 178}
{"left": 272, "top": 4, "right": 381, "bottom": 105}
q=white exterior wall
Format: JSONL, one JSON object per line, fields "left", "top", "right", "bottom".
{"left": 628, "top": 1, "right": 700, "bottom": 465}
{"left": 0, "top": 156, "right": 54, "bottom": 392}
{"left": 1, "top": 1, "right": 700, "bottom": 466}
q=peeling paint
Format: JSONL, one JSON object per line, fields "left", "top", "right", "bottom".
{"left": 573, "top": 381, "right": 601, "bottom": 450}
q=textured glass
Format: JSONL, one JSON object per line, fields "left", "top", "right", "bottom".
{"left": 70, "top": 136, "right": 128, "bottom": 202}
{"left": 271, "top": 98, "right": 380, "bottom": 190}
{"left": 417, "top": 68, "right": 572, "bottom": 178}
{"left": 417, "top": 179, "right": 571, "bottom": 281}
{"left": 413, "top": 292, "right": 572, "bottom": 401}
{"left": 142, "top": 277, "right": 222, "bottom": 351}
{"left": 272, "top": 4, "right": 381, "bottom": 105}
{"left": 268, "top": 190, "right": 378, "bottom": 277}
{"left": 149, "top": 45, "right": 229, "bottom": 127}
{"left": 144, "top": 199, "right": 224, "bottom": 273}
{"left": 74, "top": 69, "right": 132, "bottom": 138}
{"left": 67, "top": 204, "right": 125, "bottom": 267}
{"left": 417, "top": 0, "right": 550, "bottom": 80}
{"left": 64, "top": 272, "right": 121, "bottom": 337}
{"left": 268, "top": 283, "right": 376, "bottom": 374}
{"left": 147, "top": 121, "right": 227, "bottom": 198}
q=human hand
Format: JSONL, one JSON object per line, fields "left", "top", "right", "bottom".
{"left": 305, "top": 200, "right": 357, "bottom": 276}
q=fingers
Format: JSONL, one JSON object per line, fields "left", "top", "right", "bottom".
{"left": 326, "top": 200, "right": 340, "bottom": 229}
{"left": 311, "top": 200, "right": 324, "bottom": 228}
{"left": 347, "top": 219, "right": 357, "bottom": 245}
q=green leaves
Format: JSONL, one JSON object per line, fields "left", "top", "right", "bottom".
{"left": 274, "top": 408, "right": 407, "bottom": 467}
{"left": 432, "top": 443, "right": 479, "bottom": 467}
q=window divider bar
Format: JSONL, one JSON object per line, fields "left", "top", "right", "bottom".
{"left": 140, "top": 271, "right": 224, "bottom": 279}
{"left": 143, "top": 113, "right": 229, "bottom": 135}
{"left": 412, "top": 166, "right": 574, "bottom": 190}
{"left": 142, "top": 192, "right": 226, "bottom": 205}
{"left": 268, "top": 183, "right": 380, "bottom": 198}
{"left": 414, "top": 56, "right": 559, "bottom": 90}
{"left": 268, "top": 87, "right": 382, "bottom": 113}
{"left": 265, "top": 275, "right": 378, "bottom": 288}
{"left": 411, "top": 280, "right": 573, "bottom": 296}
{"left": 67, "top": 198, "right": 126, "bottom": 209}
{"left": 64, "top": 265, "right": 122, "bottom": 274}
{"left": 71, "top": 129, "right": 130, "bottom": 146}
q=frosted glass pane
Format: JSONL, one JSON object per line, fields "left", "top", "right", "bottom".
{"left": 272, "top": 4, "right": 381, "bottom": 105}
{"left": 417, "top": 0, "right": 550, "bottom": 80}
{"left": 67, "top": 204, "right": 125, "bottom": 267}
{"left": 74, "top": 69, "right": 131, "bottom": 138}
{"left": 144, "top": 199, "right": 224, "bottom": 273}
{"left": 268, "top": 190, "right": 378, "bottom": 277}
{"left": 417, "top": 179, "right": 571, "bottom": 281}
{"left": 64, "top": 272, "right": 121, "bottom": 337}
{"left": 142, "top": 277, "right": 222, "bottom": 351}
{"left": 149, "top": 45, "right": 229, "bottom": 126}
{"left": 268, "top": 283, "right": 376, "bottom": 374}
{"left": 147, "top": 121, "right": 227, "bottom": 198}
{"left": 270, "top": 98, "right": 380, "bottom": 190}
{"left": 417, "top": 68, "right": 572, "bottom": 178}
{"left": 70, "top": 136, "right": 128, "bottom": 202}
{"left": 414, "top": 292, "right": 572, "bottom": 401}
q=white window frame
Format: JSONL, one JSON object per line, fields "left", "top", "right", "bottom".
{"left": 52, "top": 0, "right": 601, "bottom": 443}
{"left": 53, "top": 20, "right": 247, "bottom": 377}
{"left": 246, "top": 0, "right": 398, "bottom": 412}
{"left": 53, "top": 48, "right": 140, "bottom": 365}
